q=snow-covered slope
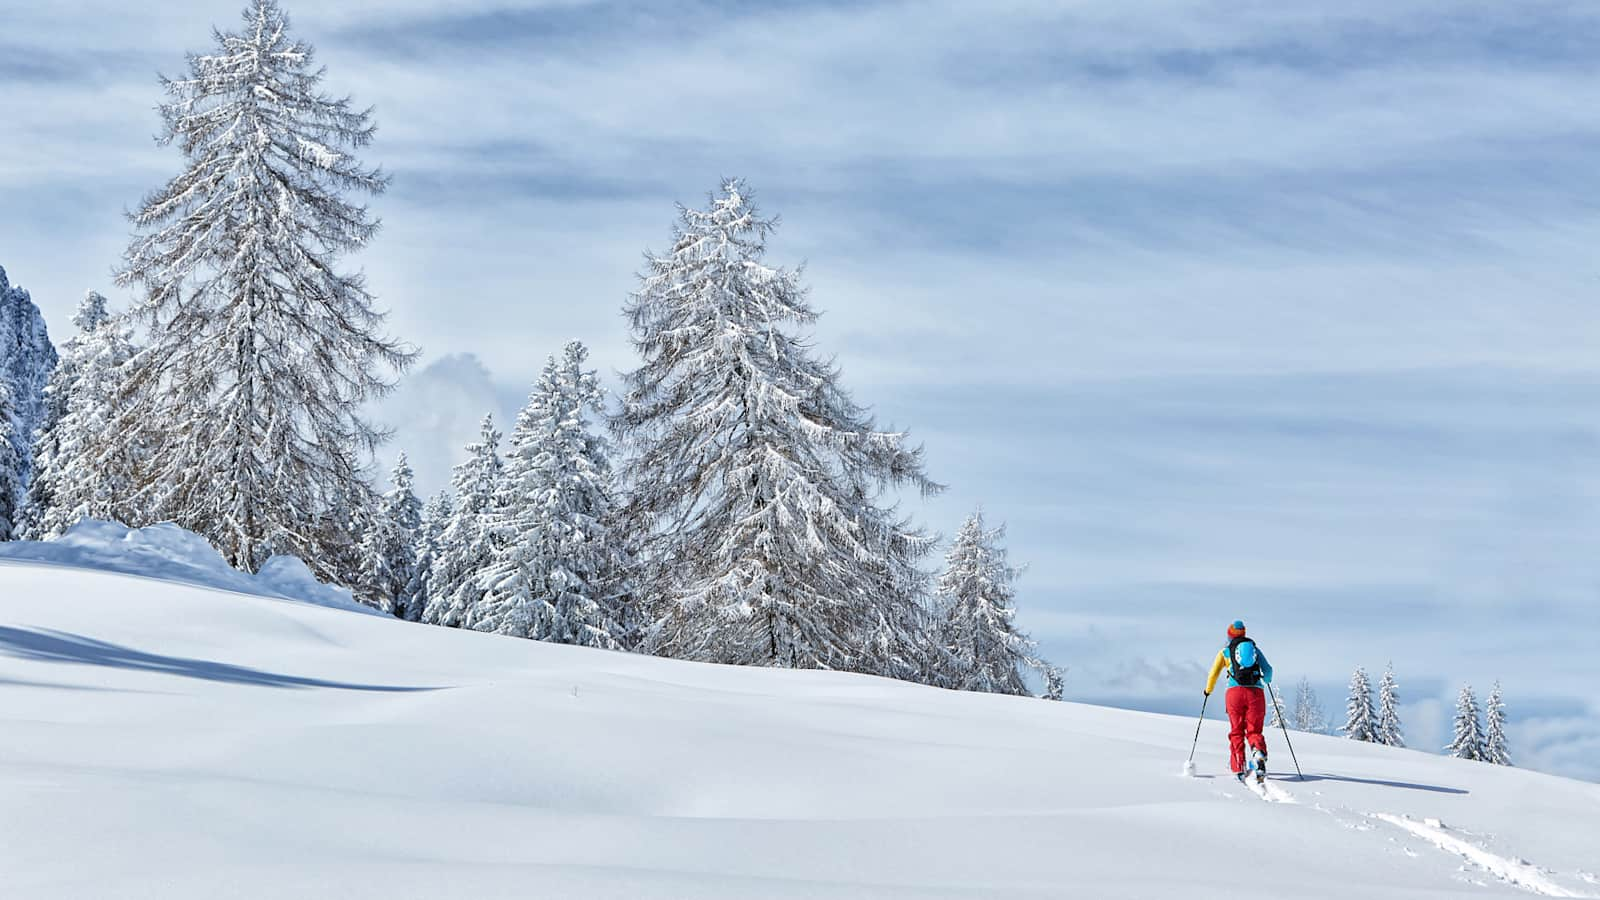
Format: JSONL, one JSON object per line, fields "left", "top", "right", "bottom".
{"left": 2, "top": 560, "right": 1597, "bottom": 899}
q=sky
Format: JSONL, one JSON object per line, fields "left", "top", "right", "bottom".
{"left": 3, "top": 0, "right": 1600, "bottom": 779}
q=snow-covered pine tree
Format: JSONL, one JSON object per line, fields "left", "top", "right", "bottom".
{"left": 313, "top": 476, "right": 377, "bottom": 591}
{"left": 0, "top": 264, "right": 58, "bottom": 540}
{"left": 1484, "top": 681, "right": 1511, "bottom": 766}
{"left": 615, "top": 180, "right": 941, "bottom": 675}
{"left": 0, "top": 379, "right": 18, "bottom": 539}
{"left": 1268, "top": 687, "right": 1288, "bottom": 728}
{"left": 1376, "top": 663, "right": 1405, "bottom": 748}
{"left": 1341, "top": 666, "right": 1377, "bottom": 742}
{"left": 422, "top": 415, "right": 501, "bottom": 628}
{"left": 23, "top": 294, "right": 142, "bottom": 539}
{"left": 1446, "top": 683, "right": 1486, "bottom": 761}
{"left": 405, "top": 491, "right": 452, "bottom": 622}
{"left": 357, "top": 452, "right": 422, "bottom": 616}
{"left": 22, "top": 291, "right": 105, "bottom": 536}
{"left": 113, "top": 0, "right": 412, "bottom": 576}
{"left": 1292, "top": 677, "right": 1327, "bottom": 733}
{"left": 470, "top": 342, "right": 629, "bottom": 648}
{"left": 931, "top": 510, "right": 1049, "bottom": 696}
{"left": 1043, "top": 666, "right": 1065, "bottom": 701}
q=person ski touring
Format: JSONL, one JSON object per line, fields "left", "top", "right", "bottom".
{"left": 1204, "top": 620, "right": 1274, "bottom": 783}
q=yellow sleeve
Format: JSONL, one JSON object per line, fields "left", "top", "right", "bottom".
{"left": 1205, "top": 649, "right": 1228, "bottom": 694}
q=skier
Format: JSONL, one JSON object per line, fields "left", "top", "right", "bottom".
{"left": 1204, "top": 620, "right": 1274, "bottom": 783}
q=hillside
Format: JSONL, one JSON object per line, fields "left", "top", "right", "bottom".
{"left": 1, "top": 557, "right": 1597, "bottom": 899}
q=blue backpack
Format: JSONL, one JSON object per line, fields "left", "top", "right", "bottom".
{"left": 1228, "top": 636, "right": 1264, "bottom": 687}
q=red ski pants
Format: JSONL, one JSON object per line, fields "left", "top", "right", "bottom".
{"left": 1226, "top": 686, "right": 1268, "bottom": 773}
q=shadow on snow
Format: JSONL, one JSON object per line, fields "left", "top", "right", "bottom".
{"left": 0, "top": 626, "right": 440, "bottom": 693}
{"left": 1293, "top": 773, "right": 1469, "bottom": 795}
{"left": 1192, "top": 772, "right": 1468, "bottom": 795}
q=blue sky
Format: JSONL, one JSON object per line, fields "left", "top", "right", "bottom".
{"left": 3, "top": 0, "right": 1600, "bottom": 779}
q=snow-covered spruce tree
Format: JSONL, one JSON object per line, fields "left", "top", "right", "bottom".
{"left": 23, "top": 294, "right": 142, "bottom": 539}
{"left": 113, "top": 0, "right": 412, "bottom": 576}
{"left": 1292, "top": 677, "right": 1327, "bottom": 733}
{"left": 422, "top": 415, "right": 501, "bottom": 628}
{"left": 404, "top": 490, "right": 452, "bottom": 622}
{"left": 1376, "top": 663, "right": 1405, "bottom": 748}
{"left": 470, "top": 342, "right": 629, "bottom": 648}
{"left": 1445, "top": 683, "right": 1486, "bottom": 761}
{"left": 615, "top": 180, "right": 941, "bottom": 675}
{"left": 1484, "top": 681, "right": 1511, "bottom": 766}
{"left": 0, "top": 264, "right": 58, "bottom": 540}
{"left": 1341, "top": 666, "right": 1377, "bottom": 742}
{"left": 357, "top": 452, "right": 422, "bottom": 616}
{"left": 931, "top": 510, "right": 1050, "bottom": 695}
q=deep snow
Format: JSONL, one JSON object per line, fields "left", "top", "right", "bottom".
{"left": 1, "top": 555, "right": 1597, "bottom": 898}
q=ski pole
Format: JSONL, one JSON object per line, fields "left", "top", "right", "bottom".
{"left": 1184, "top": 692, "right": 1210, "bottom": 773}
{"left": 1267, "top": 682, "right": 1304, "bottom": 780}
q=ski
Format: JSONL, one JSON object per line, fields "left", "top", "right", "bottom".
{"left": 1235, "top": 761, "right": 1294, "bottom": 803}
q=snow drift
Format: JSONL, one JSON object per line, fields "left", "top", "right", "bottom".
{"left": 1, "top": 558, "right": 1598, "bottom": 899}
{"left": 0, "top": 519, "right": 366, "bottom": 612}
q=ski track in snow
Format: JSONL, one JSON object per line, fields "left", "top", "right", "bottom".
{"left": 1257, "top": 776, "right": 1297, "bottom": 803}
{"left": 1207, "top": 776, "right": 1591, "bottom": 897}
{"left": 1369, "top": 813, "right": 1595, "bottom": 898}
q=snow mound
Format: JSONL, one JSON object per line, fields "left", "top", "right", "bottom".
{"left": 0, "top": 519, "right": 368, "bottom": 613}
